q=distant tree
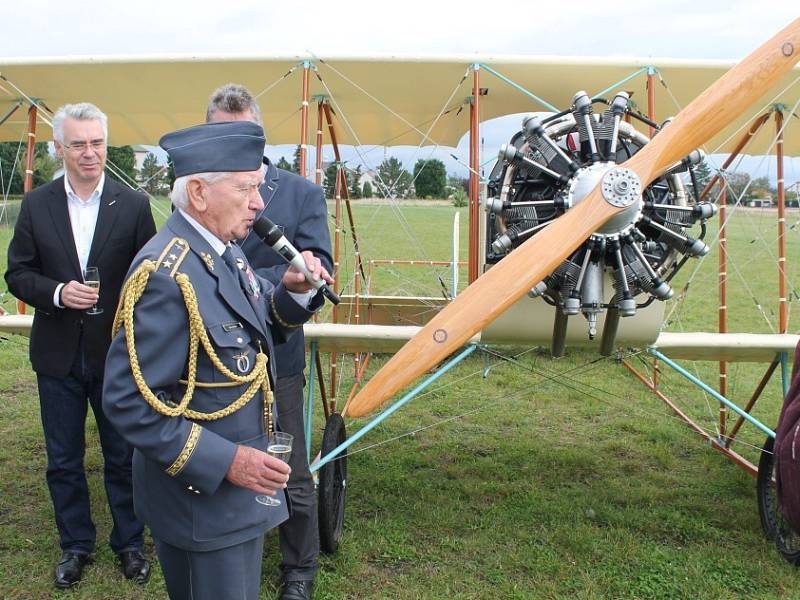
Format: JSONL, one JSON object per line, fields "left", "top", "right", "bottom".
{"left": 166, "top": 159, "right": 175, "bottom": 190}
{"left": 413, "top": 159, "right": 446, "bottom": 198}
{"left": 750, "top": 176, "right": 774, "bottom": 197}
{"left": 1, "top": 141, "right": 55, "bottom": 194}
{"left": 29, "top": 151, "right": 61, "bottom": 186}
{"left": 323, "top": 163, "right": 342, "bottom": 199}
{"left": 276, "top": 156, "right": 292, "bottom": 171}
{"left": 721, "top": 171, "right": 752, "bottom": 204}
{"left": 377, "top": 157, "right": 411, "bottom": 198}
{"left": 362, "top": 181, "right": 373, "bottom": 198}
{"left": 447, "top": 175, "right": 468, "bottom": 195}
{"left": 139, "top": 152, "right": 167, "bottom": 196}
{"left": 452, "top": 188, "right": 468, "bottom": 208}
{"left": 106, "top": 145, "right": 137, "bottom": 185}
{"left": 691, "top": 159, "right": 713, "bottom": 199}
{"left": 291, "top": 145, "right": 302, "bottom": 175}
{"left": 348, "top": 165, "right": 362, "bottom": 199}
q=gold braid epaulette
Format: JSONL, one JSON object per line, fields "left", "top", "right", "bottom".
{"left": 112, "top": 238, "right": 273, "bottom": 430}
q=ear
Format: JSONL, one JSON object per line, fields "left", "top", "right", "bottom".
{"left": 186, "top": 178, "right": 207, "bottom": 212}
{"left": 54, "top": 141, "right": 64, "bottom": 159}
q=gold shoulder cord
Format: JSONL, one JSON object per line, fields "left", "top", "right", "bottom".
{"left": 112, "top": 238, "right": 274, "bottom": 436}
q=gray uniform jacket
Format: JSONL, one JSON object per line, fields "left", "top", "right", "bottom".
{"left": 102, "top": 211, "right": 322, "bottom": 552}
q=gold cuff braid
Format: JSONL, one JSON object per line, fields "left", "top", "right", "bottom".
{"left": 166, "top": 423, "right": 201, "bottom": 476}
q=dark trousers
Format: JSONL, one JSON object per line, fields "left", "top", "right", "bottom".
{"left": 275, "top": 372, "right": 319, "bottom": 581}
{"left": 36, "top": 335, "right": 143, "bottom": 555}
{"left": 155, "top": 535, "right": 264, "bottom": 600}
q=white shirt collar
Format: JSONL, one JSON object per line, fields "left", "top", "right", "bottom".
{"left": 179, "top": 209, "right": 228, "bottom": 255}
{"left": 64, "top": 173, "right": 105, "bottom": 203}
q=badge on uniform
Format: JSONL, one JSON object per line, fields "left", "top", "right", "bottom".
{"left": 245, "top": 267, "right": 261, "bottom": 299}
{"left": 232, "top": 351, "right": 251, "bottom": 373}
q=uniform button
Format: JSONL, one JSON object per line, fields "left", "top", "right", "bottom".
{"left": 237, "top": 337, "right": 243, "bottom": 344}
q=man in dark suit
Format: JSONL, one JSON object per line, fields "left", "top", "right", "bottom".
{"left": 102, "top": 121, "right": 332, "bottom": 600}
{"left": 207, "top": 84, "right": 333, "bottom": 600}
{"left": 5, "top": 103, "right": 156, "bottom": 588}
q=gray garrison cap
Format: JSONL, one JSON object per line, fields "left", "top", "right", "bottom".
{"left": 159, "top": 121, "right": 265, "bottom": 177}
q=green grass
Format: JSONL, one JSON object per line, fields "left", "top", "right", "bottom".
{"left": 1, "top": 201, "right": 799, "bottom": 598}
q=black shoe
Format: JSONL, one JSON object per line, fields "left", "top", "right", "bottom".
{"left": 118, "top": 550, "right": 151, "bottom": 584}
{"left": 279, "top": 579, "right": 315, "bottom": 600}
{"left": 54, "top": 551, "right": 90, "bottom": 589}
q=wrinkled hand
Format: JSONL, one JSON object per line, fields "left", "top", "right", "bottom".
{"left": 282, "top": 250, "right": 334, "bottom": 293}
{"left": 225, "top": 445, "right": 291, "bottom": 496}
{"left": 60, "top": 280, "right": 99, "bottom": 310}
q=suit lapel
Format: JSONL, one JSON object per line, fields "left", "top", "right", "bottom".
{"left": 170, "top": 214, "right": 268, "bottom": 339}
{"left": 46, "top": 178, "right": 82, "bottom": 279}
{"left": 88, "top": 179, "right": 122, "bottom": 265}
{"left": 259, "top": 159, "right": 280, "bottom": 212}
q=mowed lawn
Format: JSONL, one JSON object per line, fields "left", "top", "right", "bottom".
{"left": 0, "top": 199, "right": 799, "bottom": 599}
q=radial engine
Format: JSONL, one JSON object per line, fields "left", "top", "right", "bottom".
{"left": 484, "top": 91, "right": 716, "bottom": 356}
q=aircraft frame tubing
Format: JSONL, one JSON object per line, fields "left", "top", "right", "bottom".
{"left": 308, "top": 344, "right": 478, "bottom": 473}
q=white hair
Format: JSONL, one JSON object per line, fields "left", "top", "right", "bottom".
{"left": 52, "top": 103, "right": 108, "bottom": 143}
{"left": 170, "top": 172, "right": 229, "bottom": 210}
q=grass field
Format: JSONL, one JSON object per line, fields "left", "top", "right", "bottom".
{"left": 0, "top": 199, "right": 799, "bottom": 599}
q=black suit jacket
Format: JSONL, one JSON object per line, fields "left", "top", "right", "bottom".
{"left": 5, "top": 176, "right": 156, "bottom": 377}
{"left": 240, "top": 161, "right": 332, "bottom": 378}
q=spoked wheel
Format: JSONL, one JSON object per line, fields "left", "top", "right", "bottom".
{"left": 318, "top": 413, "right": 347, "bottom": 554}
{"left": 756, "top": 435, "right": 800, "bottom": 565}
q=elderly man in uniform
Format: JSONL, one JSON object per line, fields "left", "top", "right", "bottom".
{"left": 102, "top": 120, "right": 332, "bottom": 600}
{"left": 207, "top": 83, "right": 333, "bottom": 600}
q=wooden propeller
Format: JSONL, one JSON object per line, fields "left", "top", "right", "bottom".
{"left": 344, "top": 18, "right": 800, "bottom": 418}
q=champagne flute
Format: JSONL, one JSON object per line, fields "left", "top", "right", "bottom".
{"left": 83, "top": 267, "right": 103, "bottom": 315}
{"left": 255, "top": 432, "right": 293, "bottom": 507}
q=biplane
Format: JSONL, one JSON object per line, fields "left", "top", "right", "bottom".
{"left": 1, "top": 17, "right": 799, "bottom": 570}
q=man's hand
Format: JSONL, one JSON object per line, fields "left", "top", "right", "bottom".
{"left": 225, "top": 445, "right": 291, "bottom": 496}
{"left": 60, "top": 280, "right": 99, "bottom": 310}
{"left": 282, "top": 250, "right": 334, "bottom": 293}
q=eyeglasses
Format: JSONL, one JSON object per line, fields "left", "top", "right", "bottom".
{"left": 230, "top": 181, "right": 264, "bottom": 196}
{"left": 63, "top": 140, "right": 106, "bottom": 153}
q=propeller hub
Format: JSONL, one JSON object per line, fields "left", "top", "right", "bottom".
{"left": 564, "top": 163, "right": 643, "bottom": 237}
{"left": 601, "top": 167, "right": 641, "bottom": 208}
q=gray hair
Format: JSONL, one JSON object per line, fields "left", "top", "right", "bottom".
{"left": 52, "top": 103, "right": 108, "bottom": 143}
{"left": 206, "top": 83, "right": 263, "bottom": 126}
{"left": 170, "top": 172, "right": 229, "bottom": 210}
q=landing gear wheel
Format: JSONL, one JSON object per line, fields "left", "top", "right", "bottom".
{"left": 318, "top": 413, "right": 347, "bottom": 554}
{"left": 756, "top": 435, "right": 800, "bottom": 565}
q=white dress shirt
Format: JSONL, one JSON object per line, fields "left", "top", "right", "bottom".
{"left": 53, "top": 174, "right": 105, "bottom": 307}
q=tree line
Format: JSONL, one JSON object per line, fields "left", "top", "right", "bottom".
{"left": 1, "top": 142, "right": 794, "bottom": 207}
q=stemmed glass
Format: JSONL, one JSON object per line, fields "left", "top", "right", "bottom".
{"left": 83, "top": 267, "right": 103, "bottom": 315}
{"left": 256, "top": 432, "right": 293, "bottom": 507}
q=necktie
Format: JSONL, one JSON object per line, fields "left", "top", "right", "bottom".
{"left": 221, "top": 245, "right": 262, "bottom": 315}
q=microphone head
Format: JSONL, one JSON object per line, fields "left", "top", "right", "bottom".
{"left": 253, "top": 217, "right": 283, "bottom": 245}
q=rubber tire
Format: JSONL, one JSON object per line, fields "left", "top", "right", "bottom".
{"left": 318, "top": 413, "right": 347, "bottom": 554}
{"left": 756, "top": 435, "right": 800, "bottom": 565}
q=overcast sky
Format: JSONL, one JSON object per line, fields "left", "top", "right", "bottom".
{"left": 4, "top": 2, "right": 798, "bottom": 182}
{"left": 4, "top": 1, "right": 797, "bottom": 60}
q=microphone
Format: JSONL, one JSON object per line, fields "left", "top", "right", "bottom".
{"left": 252, "top": 217, "right": 340, "bottom": 305}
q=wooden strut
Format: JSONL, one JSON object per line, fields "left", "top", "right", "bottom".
{"left": 19, "top": 103, "right": 38, "bottom": 315}
{"left": 701, "top": 111, "right": 771, "bottom": 439}
{"left": 622, "top": 359, "right": 758, "bottom": 477}
{"left": 468, "top": 65, "right": 481, "bottom": 284}
{"left": 775, "top": 109, "right": 788, "bottom": 334}
{"left": 320, "top": 100, "right": 373, "bottom": 413}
